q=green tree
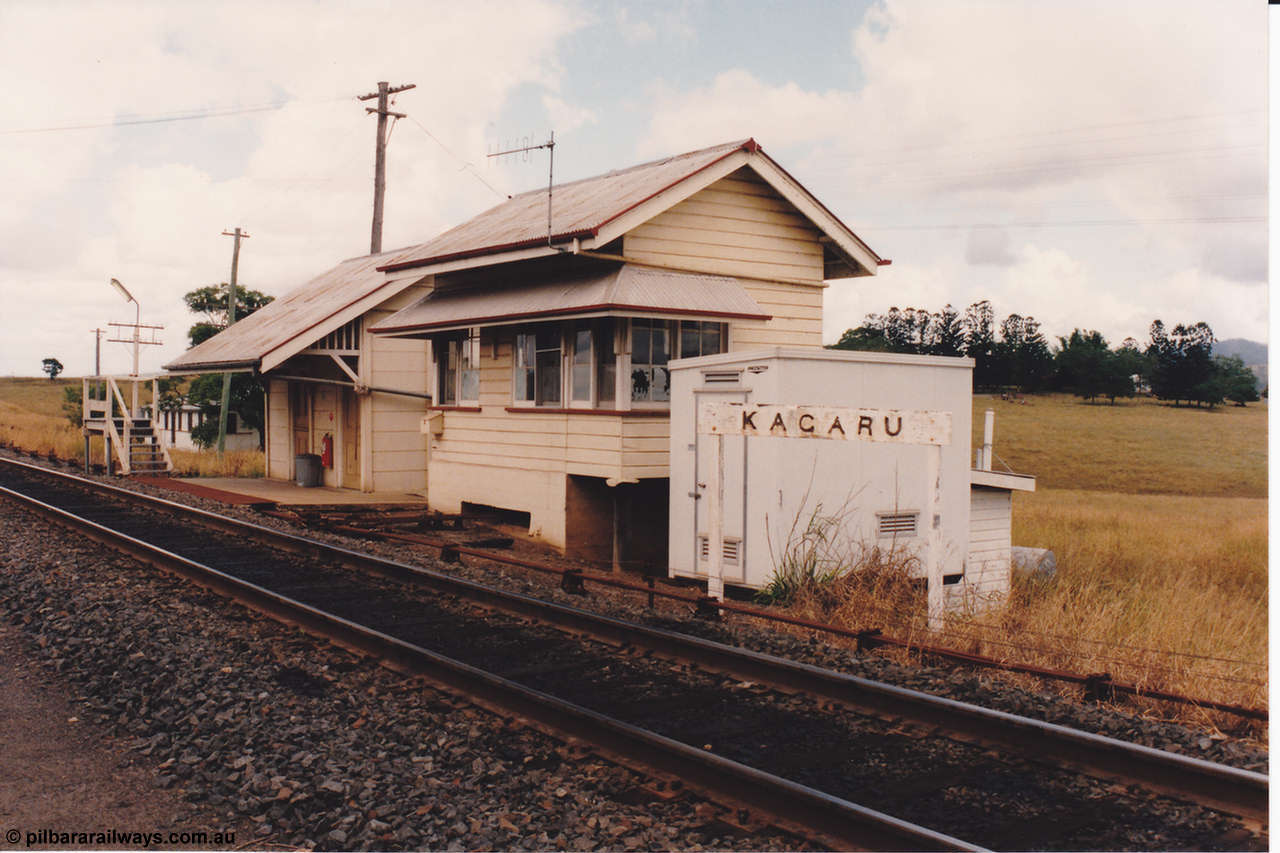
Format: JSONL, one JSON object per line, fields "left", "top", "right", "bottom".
{"left": 830, "top": 324, "right": 892, "bottom": 352}
{"left": 1148, "top": 320, "right": 1218, "bottom": 407}
{"left": 185, "top": 372, "right": 266, "bottom": 449}
{"left": 180, "top": 285, "right": 273, "bottom": 449}
{"left": 963, "top": 300, "right": 997, "bottom": 389}
{"left": 184, "top": 283, "right": 274, "bottom": 347}
{"left": 1215, "top": 355, "right": 1260, "bottom": 406}
{"left": 1114, "top": 337, "right": 1147, "bottom": 392}
{"left": 62, "top": 385, "right": 83, "bottom": 427}
{"left": 41, "top": 357, "right": 63, "bottom": 380}
{"left": 996, "top": 313, "right": 1054, "bottom": 392}
{"left": 1054, "top": 329, "right": 1111, "bottom": 401}
{"left": 927, "top": 303, "right": 966, "bottom": 356}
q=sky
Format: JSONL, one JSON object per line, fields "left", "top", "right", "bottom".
{"left": 0, "top": 0, "right": 1268, "bottom": 377}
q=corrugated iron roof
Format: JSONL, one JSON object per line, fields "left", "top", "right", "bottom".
{"left": 377, "top": 140, "right": 759, "bottom": 273}
{"left": 163, "top": 251, "right": 405, "bottom": 372}
{"left": 369, "top": 264, "right": 770, "bottom": 336}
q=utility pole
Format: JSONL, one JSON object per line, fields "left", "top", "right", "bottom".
{"left": 357, "top": 81, "right": 415, "bottom": 254}
{"left": 216, "top": 227, "right": 249, "bottom": 454}
{"left": 90, "top": 328, "right": 105, "bottom": 376}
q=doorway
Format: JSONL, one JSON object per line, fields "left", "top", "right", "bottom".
{"left": 290, "top": 383, "right": 311, "bottom": 459}
{"left": 341, "top": 388, "right": 361, "bottom": 490}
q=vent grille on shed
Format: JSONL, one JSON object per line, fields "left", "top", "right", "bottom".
{"left": 698, "top": 535, "right": 741, "bottom": 564}
{"left": 701, "top": 370, "right": 742, "bottom": 385}
{"left": 877, "top": 512, "right": 919, "bottom": 537}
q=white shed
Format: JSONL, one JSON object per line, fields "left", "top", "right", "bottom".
{"left": 669, "top": 348, "right": 1033, "bottom": 612}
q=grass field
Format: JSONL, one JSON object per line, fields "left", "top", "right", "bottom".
{"left": 947, "top": 395, "right": 1264, "bottom": 727}
{"left": 0, "top": 376, "right": 262, "bottom": 477}
{"left": 0, "top": 377, "right": 87, "bottom": 460}
{"left": 973, "top": 393, "right": 1267, "bottom": 497}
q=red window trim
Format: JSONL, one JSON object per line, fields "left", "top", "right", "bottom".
{"left": 503, "top": 407, "right": 666, "bottom": 417}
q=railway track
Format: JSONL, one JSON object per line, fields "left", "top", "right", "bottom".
{"left": 0, "top": 457, "right": 1266, "bottom": 851}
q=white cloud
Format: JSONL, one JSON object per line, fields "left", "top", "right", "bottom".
{"left": 0, "top": 0, "right": 585, "bottom": 375}
{"left": 542, "top": 94, "right": 597, "bottom": 134}
{"left": 641, "top": 0, "right": 1265, "bottom": 347}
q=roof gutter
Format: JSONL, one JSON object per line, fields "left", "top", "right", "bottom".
{"left": 370, "top": 302, "right": 773, "bottom": 337}
{"left": 162, "top": 359, "right": 260, "bottom": 375}
{"left": 377, "top": 229, "right": 598, "bottom": 274}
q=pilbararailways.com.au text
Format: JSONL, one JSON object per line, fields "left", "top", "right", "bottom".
{"left": 8, "top": 827, "right": 235, "bottom": 848}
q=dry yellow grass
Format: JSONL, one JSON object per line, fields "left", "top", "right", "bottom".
{"left": 783, "top": 393, "right": 1269, "bottom": 730}
{"left": 0, "top": 397, "right": 88, "bottom": 461}
{"left": 0, "top": 377, "right": 260, "bottom": 477}
{"left": 962, "top": 489, "right": 1267, "bottom": 722}
{"left": 168, "top": 448, "right": 265, "bottom": 478}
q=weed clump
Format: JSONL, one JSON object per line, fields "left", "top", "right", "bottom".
{"left": 758, "top": 491, "right": 925, "bottom": 631}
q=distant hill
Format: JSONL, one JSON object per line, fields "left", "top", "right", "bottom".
{"left": 1215, "top": 338, "right": 1268, "bottom": 389}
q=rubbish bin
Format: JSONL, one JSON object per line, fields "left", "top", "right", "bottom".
{"left": 295, "top": 453, "right": 323, "bottom": 487}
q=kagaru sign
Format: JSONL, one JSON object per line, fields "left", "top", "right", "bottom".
{"left": 697, "top": 401, "right": 952, "bottom": 446}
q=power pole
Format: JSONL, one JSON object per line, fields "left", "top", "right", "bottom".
{"left": 357, "top": 81, "right": 415, "bottom": 254}
{"left": 90, "top": 328, "right": 105, "bottom": 376}
{"left": 216, "top": 227, "right": 249, "bottom": 454}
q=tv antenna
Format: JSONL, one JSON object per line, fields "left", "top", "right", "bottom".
{"left": 487, "top": 131, "right": 565, "bottom": 252}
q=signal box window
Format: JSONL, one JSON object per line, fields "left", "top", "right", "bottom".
{"left": 631, "top": 319, "right": 671, "bottom": 403}
{"left": 514, "top": 326, "right": 562, "bottom": 406}
{"left": 437, "top": 328, "right": 480, "bottom": 405}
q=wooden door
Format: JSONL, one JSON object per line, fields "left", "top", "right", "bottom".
{"left": 290, "top": 383, "right": 311, "bottom": 456}
{"left": 341, "top": 388, "right": 360, "bottom": 490}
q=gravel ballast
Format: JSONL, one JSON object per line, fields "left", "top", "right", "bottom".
{"left": 0, "top": 454, "right": 1267, "bottom": 849}
{"left": 57, "top": 455, "right": 1262, "bottom": 774}
{"left": 0, "top": 498, "right": 808, "bottom": 851}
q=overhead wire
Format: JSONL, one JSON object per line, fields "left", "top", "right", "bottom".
{"left": 818, "top": 106, "right": 1264, "bottom": 161}
{"left": 858, "top": 215, "right": 1265, "bottom": 231}
{"left": 0, "top": 95, "right": 351, "bottom": 135}
{"left": 406, "top": 115, "right": 508, "bottom": 200}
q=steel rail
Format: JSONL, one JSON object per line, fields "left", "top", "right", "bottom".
{"left": 0, "top": 471, "right": 978, "bottom": 853}
{"left": 0, "top": 458, "right": 1269, "bottom": 825}
{"left": 334, "top": 526, "right": 1268, "bottom": 722}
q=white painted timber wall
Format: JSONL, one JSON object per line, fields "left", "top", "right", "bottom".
{"left": 364, "top": 284, "right": 431, "bottom": 494}
{"left": 623, "top": 168, "right": 826, "bottom": 348}
{"left": 965, "top": 486, "right": 1012, "bottom": 601}
{"left": 266, "top": 378, "right": 290, "bottom": 480}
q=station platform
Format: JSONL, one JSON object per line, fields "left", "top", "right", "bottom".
{"left": 133, "top": 476, "right": 427, "bottom": 508}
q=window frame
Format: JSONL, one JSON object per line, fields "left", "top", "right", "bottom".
{"left": 506, "top": 316, "right": 727, "bottom": 411}
{"left": 511, "top": 324, "right": 565, "bottom": 408}
{"left": 628, "top": 318, "right": 727, "bottom": 409}
{"left": 434, "top": 327, "right": 481, "bottom": 407}
{"left": 628, "top": 318, "right": 674, "bottom": 408}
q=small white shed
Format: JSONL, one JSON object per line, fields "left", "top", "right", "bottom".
{"left": 668, "top": 348, "right": 1033, "bottom": 612}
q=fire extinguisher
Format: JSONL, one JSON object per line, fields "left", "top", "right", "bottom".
{"left": 320, "top": 433, "right": 333, "bottom": 468}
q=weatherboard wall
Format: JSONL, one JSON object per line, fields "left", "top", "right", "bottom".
{"left": 363, "top": 283, "right": 431, "bottom": 495}
{"left": 266, "top": 378, "right": 290, "bottom": 480}
{"left": 622, "top": 168, "right": 827, "bottom": 349}
{"left": 965, "top": 486, "right": 1013, "bottom": 601}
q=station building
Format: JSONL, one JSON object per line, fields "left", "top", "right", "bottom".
{"left": 166, "top": 138, "right": 1031, "bottom": 594}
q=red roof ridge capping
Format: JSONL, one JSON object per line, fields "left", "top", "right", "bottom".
{"left": 376, "top": 139, "right": 759, "bottom": 274}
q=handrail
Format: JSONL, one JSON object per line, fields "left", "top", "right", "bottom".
{"left": 102, "top": 411, "right": 129, "bottom": 474}
{"left": 106, "top": 378, "right": 133, "bottom": 468}
{"left": 151, "top": 419, "right": 174, "bottom": 472}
